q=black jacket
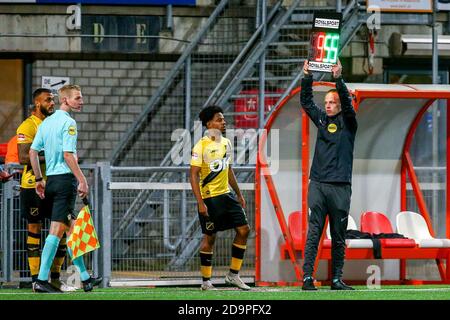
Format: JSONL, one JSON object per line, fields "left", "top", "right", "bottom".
{"left": 300, "top": 74, "right": 357, "bottom": 184}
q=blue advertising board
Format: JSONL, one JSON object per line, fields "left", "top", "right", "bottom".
{"left": 0, "top": 0, "right": 196, "bottom": 5}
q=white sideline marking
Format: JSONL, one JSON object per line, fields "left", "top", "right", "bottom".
{"left": 1, "top": 287, "right": 450, "bottom": 295}
{"left": 253, "top": 287, "right": 450, "bottom": 293}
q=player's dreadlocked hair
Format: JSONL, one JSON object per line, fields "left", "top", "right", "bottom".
{"left": 199, "top": 105, "right": 223, "bottom": 127}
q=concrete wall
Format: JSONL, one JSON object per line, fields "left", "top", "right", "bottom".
{"left": 0, "top": 14, "right": 81, "bottom": 52}
{"left": 341, "top": 24, "right": 445, "bottom": 76}
{"left": 32, "top": 60, "right": 174, "bottom": 163}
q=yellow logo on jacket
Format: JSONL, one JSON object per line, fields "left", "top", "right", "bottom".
{"left": 327, "top": 123, "right": 337, "bottom": 133}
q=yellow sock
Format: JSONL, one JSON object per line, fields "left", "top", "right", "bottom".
{"left": 27, "top": 232, "right": 41, "bottom": 279}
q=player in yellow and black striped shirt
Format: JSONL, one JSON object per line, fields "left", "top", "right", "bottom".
{"left": 190, "top": 105, "right": 251, "bottom": 291}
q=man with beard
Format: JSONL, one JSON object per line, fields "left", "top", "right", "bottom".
{"left": 17, "top": 88, "right": 75, "bottom": 292}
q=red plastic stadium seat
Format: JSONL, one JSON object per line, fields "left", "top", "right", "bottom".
{"left": 361, "top": 211, "right": 394, "bottom": 234}
{"left": 280, "top": 211, "right": 304, "bottom": 259}
{"left": 360, "top": 211, "right": 415, "bottom": 248}
{"left": 323, "top": 239, "right": 332, "bottom": 248}
{"left": 288, "top": 211, "right": 303, "bottom": 250}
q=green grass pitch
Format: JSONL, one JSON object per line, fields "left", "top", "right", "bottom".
{"left": 0, "top": 285, "right": 450, "bottom": 300}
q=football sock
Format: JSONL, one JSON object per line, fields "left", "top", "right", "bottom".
{"left": 229, "top": 243, "right": 246, "bottom": 274}
{"left": 38, "top": 234, "right": 60, "bottom": 281}
{"left": 51, "top": 234, "right": 67, "bottom": 280}
{"left": 200, "top": 251, "right": 213, "bottom": 281}
{"left": 67, "top": 247, "right": 90, "bottom": 282}
{"left": 26, "top": 231, "right": 41, "bottom": 281}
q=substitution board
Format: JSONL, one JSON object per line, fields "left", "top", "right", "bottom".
{"left": 308, "top": 12, "right": 342, "bottom": 73}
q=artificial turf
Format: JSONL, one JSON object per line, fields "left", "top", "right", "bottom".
{"left": 0, "top": 285, "right": 449, "bottom": 300}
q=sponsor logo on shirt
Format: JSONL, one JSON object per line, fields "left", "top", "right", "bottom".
{"left": 327, "top": 123, "right": 338, "bottom": 133}
{"left": 68, "top": 126, "right": 76, "bottom": 136}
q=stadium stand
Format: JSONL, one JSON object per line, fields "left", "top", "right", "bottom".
{"left": 280, "top": 210, "right": 450, "bottom": 283}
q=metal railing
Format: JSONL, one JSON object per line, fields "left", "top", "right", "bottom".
{"left": 0, "top": 164, "right": 102, "bottom": 285}
{"left": 0, "top": 163, "right": 446, "bottom": 285}
{"left": 108, "top": 165, "right": 255, "bottom": 284}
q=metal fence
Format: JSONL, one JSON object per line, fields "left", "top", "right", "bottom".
{"left": 0, "top": 164, "right": 255, "bottom": 286}
{"left": 108, "top": 166, "right": 255, "bottom": 286}
{"left": 0, "top": 164, "right": 99, "bottom": 285}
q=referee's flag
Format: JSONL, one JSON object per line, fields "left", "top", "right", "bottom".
{"left": 67, "top": 198, "right": 100, "bottom": 259}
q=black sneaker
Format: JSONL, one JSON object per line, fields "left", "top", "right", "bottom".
{"left": 82, "top": 276, "right": 103, "bottom": 292}
{"left": 302, "top": 277, "right": 317, "bottom": 291}
{"left": 33, "top": 280, "right": 63, "bottom": 293}
{"left": 331, "top": 279, "right": 354, "bottom": 290}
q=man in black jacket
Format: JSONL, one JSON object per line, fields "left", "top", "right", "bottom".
{"left": 300, "top": 59, "right": 357, "bottom": 291}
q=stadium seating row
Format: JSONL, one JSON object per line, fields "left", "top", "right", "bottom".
{"left": 280, "top": 211, "right": 450, "bottom": 282}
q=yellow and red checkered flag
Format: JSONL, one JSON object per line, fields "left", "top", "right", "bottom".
{"left": 67, "top": 198, "right": 100, "bottom": 260}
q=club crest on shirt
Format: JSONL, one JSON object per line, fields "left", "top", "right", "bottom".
{"left": 327, "top": 123, "right": 338, "bottom": 133}
{"left": 30, "top": 207, "right": 39, "bottom": 216}
{"left": 206, "top": 222, "right": 215, "bottom": 231}
{"left": 68, "top": 126, "right": 76, "bottom": 136}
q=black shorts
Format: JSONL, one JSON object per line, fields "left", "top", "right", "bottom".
{"left": 45, "top": 174, "right": 77, "bottom": 226}
{"left": 199, "top": 193, "right": 248, "bottom": 235}
{"left": 20, "top": 188, "right": 52, "bottom": 223}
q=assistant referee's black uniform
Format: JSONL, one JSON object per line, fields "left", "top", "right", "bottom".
{"left": 300, "top": 73, "right": 357, "bottom": 281}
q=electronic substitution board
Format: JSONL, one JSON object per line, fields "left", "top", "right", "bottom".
{"left": 308, "top": 12, "right": 342, "bottom": 73}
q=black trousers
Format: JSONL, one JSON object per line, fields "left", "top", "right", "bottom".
{"left": 302, "top": 180, "right": 352, "bottom": 280}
